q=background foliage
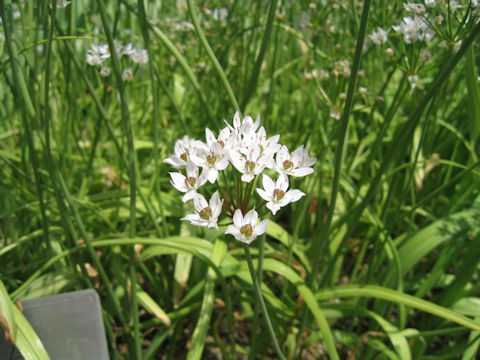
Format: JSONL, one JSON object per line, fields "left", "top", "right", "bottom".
{"left": 1, "top": 0, "right": 480, "bottom": 359}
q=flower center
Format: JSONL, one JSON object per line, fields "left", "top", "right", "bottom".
{"left": 185, "top": 177, "right": 196, "bottom": 187}
{"left": 245, "top": 160, "right": 256, "bottom": 172}
{"left": 218, "top": 140, "right": 225, "bottom": 148}
{"left": 273, "top": 189, "right": 285, "bottom": 200}
{"left": 240, "top": 224, "right": 253, "bottom": 237}
{"left": 283, "top": 159, "right": 294, "bottom": 170}
{"left": 180, "top": 152, "right": 188, "bottom": 161}
{"left": 199, "top": 207, "right": 212, "bottom": 220}
{"left": 206, "top": 155, "right": 217, "bottom": 166}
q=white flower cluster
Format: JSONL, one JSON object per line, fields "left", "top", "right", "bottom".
{"left": 164, "top": 112, "right": 316, "bottom": 244}
{"left": 56, "top": 0, "right": 71, "bottom": 8}
{"left": 86, "top": 42, "right": 148, "bottom": 80}
{"left": 393, "top": 15, "right": 434, "bottom": 43}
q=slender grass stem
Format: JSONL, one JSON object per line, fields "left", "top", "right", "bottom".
{"left": 297, "top": 0, "right": 371, "bottom": 356}
{"left": 321, "top": 14, "right": 480, "bottom": 288}
{"left": 96, "top": 0, "right": 141, "bottom": 357}
{"left": 187, "top": 0, "right": 239, "bottom": 112}
{"left": 241, "top": 0, "right": 278, "bottom": 110}
{"left": 309, "top": 0, "right": 371, "bottom": 290}
{"left": 242, "top": 244, "right": 286, "bottom": 360}
{"left": 0, "top": 1, "right": 51, "bottom": 255}
{"left": 118, "top": 0, "right": 216, "bottom": 126}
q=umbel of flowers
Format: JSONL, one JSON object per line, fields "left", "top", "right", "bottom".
{"left": 164, "top": 112, "right": 316, "bottom": 244}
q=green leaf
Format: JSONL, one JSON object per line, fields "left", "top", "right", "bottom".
{"left": 261, "top": 259, "right": 340, "bottom": 360}
{"left": 0, "top": 279, "right": 16, "bottom": 343}
{"left": 386, "top": 207, "right": 480, "bottom": 286}
{"left": 137, "top": 288, "right": 171, "bottom": 326}
{"left": 466, "top": 46, "right": 480, "bottom": 143}
{"left": 187, "top": 238, "right": 227, "bottom": 360}
{"left": 452, "top": 298, "right": 480, "bottom": 318}
{"left": 316, "top": 285, "right": 480, "bottom": 332}
{"left": 0, "top": 279, "right": 50, "bottom": 359}
{"left": 11, "top": 305, "right": 51, "bottom": 360}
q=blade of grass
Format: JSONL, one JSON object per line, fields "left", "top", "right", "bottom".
{"left": 96, "top": 0, "right": 141, "bottom": 357}
{"left": 187, "top": 0, "right": 239, "bottom": 112}
{"left": 187, "top": 238, "right": 227, "bottom": 360}
{"left": 316, "top": 284, "right": 480, "bottom": 332}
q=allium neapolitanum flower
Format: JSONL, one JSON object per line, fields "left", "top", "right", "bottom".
{"left": 164, "top": 112, "right": 317, "bottom": 244}
{"left": 169, "top": 161, "right": 208, "bottom": 202}
{"left": 256, "top": 174, "right": 305, "bottom": 215}
{"left": 182, "top": 191, "right": 223, "bottom": 229}
{"left": 86, "top": 41, "right": 149, "bottom": 78}
{"left": 225, "top": 209, "right": 268, "bottom": 244}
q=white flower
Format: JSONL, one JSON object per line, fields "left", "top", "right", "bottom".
{"left": 86, "top": 44, "right": 110, "bottom": 66}
{"left": 274, "top": 145, "right": 316, "bottom": 177}
{"left": 229, "top": 144, "right": 268, "bottom": 183}
{"left": 122, "top": 67, "right": 133, "bottom": 81}
{"left": 191, "top": 140, "right": 229, "bottom": 184}
{"left": 164, "top": 135, "right": 198, "bottom": 169}
{"left": 408, "top": 74, "right": 421, "bottom": 94}
{"left": 117, "top": 43, "right": 134, "bottom": 57}
{"left": 169, "top": 161, "right": 208, "bottom": 202}
{"left": 392, "top": 16, "right": 434, "bottom": 43}
{"left": 257, "top": 174, "right": 305, "bottom": 215}
{"left": 181, "top": 191, "right": 223, "bottom": 229}
{"left": 212, "top": 7, "right": 228, "bottom": 22}
{"left": 255, "top": 127, "right": 281, "bottom": 168}
{"left": 403, "top": 3, "right": 426, "bottom": 15}
{"left": 368, "top": 27, "right": 389, "bottom": 45}
{"left": 425, "top": 0, "right": 435, "bottom": 7}
{"left": 225, "top": 209, "right": 268, "bottom": 244}
{"left": 100, "top": 66, "right": 111, "bottom": 77}
{"left": 130, "top": 47, "right": 149, "bottom": 64}
{"left": 57, "top": 0, "right": 71, "bottom": 8}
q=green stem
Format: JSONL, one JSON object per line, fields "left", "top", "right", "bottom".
{"left": 187, "top": 0, "right": 239, "bottom": 112}
{"left": 309, "top": 0, "right": 371, "bottom": 290}
{"left": 298, "top": 0, "right": 371, "bottom": 356}
{"left": 242, "top": 244, "right": 286, "bottom": 360}
{"left": 118, "top": 0, "right": 215, "bottom": 126}
{"left": 241, "top": 0, "right": 278, "bottom": 110}
{"left": 321, "top": 7, "right": 480, "bottom": 288}
{"left": 0, "top": 1, "right": 51, "bottom": 255}
{"left": 96, "top": 0, "right": 141, "bottom": 357}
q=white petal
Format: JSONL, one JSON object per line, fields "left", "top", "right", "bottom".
{"left": 163, "top": 156, "right": 183, "bottom": 168}
{"left": 182, "top": 190, "right": 197, "bottom": 203}
{"left": 215, "top": 156, "right": 229, "bottom": 170}
{"left": 254, "top": 220, "right": 268, "bottom": 236}
{"left": 262, "top": 174, "right": 275, "bottom": 193}
{"left": 233, "top": 111, "right": 241, "bottom": 129}
{"left": 291, "top": 146, "right": 305, "bottom": 165}
{"left": 291, "top": 167, "right": 314, "bottom": 177}
{"left": 266, "top": 202, "right": 280, "bottom": 215}
{"left": 241, "top": 173, "right": 254, "bottom": 183}
{"left": 284, "top": 189, "right": 305, "bottom": 203}
{"left": 169, "top": 172, "right": 187, "bottom": 192}
{"left": 210, "top": 191, "right": 223, "bottom": 218}
{"left": 244, "top": 209, "right": 258, "bottom": 225}
{"left": 185, "top": 161, "right": 199, "bottom": 178}
{"left": 197, "top": 169, "right": 209, "bottom": 187}
{"left": 229, "top": 150, "right": 245, "bottom": 172}
{"left": 207, "top": 168, "right": 219, "bottom": 183}
{"left": 256, "top": 188, "right": 272, "bottom": 201}
{"left": 232, "top": 209, "right": 244, "bottom": 227}
{"left": 276, "top": 174, "right": 289, "bottom": 192}
{"left": 225, "top": 225, "right": 241, "bottom": 240}
{"left": 181, "top": 214, "right": 207, "bottom": 227}
{"left": 205, "top": 128, "right": 216, "bottom": 145}
{"left": 193, "top": 193, "right": 208, "bottom": 210}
